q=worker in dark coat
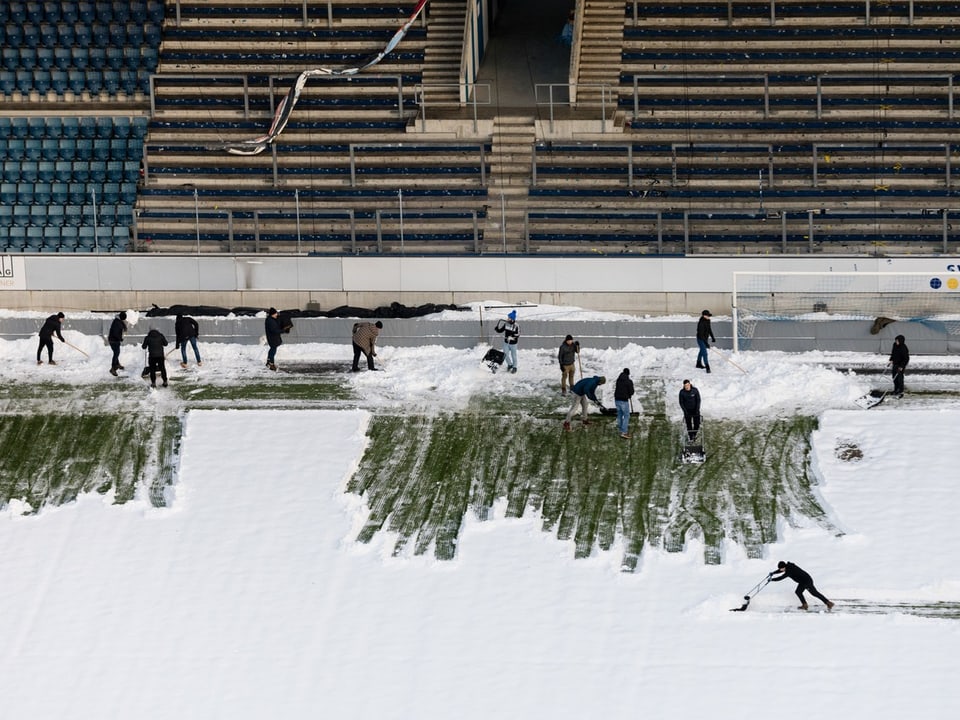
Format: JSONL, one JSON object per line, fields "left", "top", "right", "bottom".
{"left": 613, "top": 368, "right": 634, "bottom": 439}
{"left": 265, "top": 308, "right": 283, "bottom": 371}
{"left": 141, "top": 328, "right": 169, "bottom": 388}
{"left": 352, "top": 321, "right": 383, "bottom": 372}
{"left": 888, "top": 334, "right": 909, "bottom": 398}
{"left": 695, "top": 310, "right": 715, "bottom": 373}
{"left": 557, "top": 335, "right": 579, "bottom": 395}
{"left": 563, "top": 375, "right": 606, "bottom": 430}
{"left": 769, "top": 561, "right": 834, "bottom": 611}
{"left": 175, "top": 314, "right": 202, "bottom": 368}
{"left": 108, "top": 311, "right": 127, "bottom": 376}
{"left": 37, "top": 312, "right": 65, "bottom": 365}
{"left": 678, "top": 379, "right": 701, "bottom": 440}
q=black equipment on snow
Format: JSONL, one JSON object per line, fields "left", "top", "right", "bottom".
{"left": 483, "top": 348, "right": 505, "bottom": 373}
{"left": 730, "top": 574, "right": 773, "bottom": 611}
{"left": 680, "top": 424, "right": 706, "bottom": 464}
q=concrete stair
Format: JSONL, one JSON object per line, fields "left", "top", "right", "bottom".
{"left": 421, "top": 0, "right": 468, "bottom": 106}
{"left": 574, "top": 0, "right": 626, "bottom": 109}
{"left": 483, "top": 115, "right": 536, "bottom": 252}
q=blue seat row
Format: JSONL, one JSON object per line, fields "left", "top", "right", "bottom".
{"left": 2, "top": 159, "right": 141, "bottom": 184}
{"left": 0, "top": 68, "right": 152, "bottom": 96}
{"left": 0, "top": 116, "right": 147, "bottom": 140}
{"left": 0, "top": 201, "right": 133, "bottom": 227}
{"left": 1, "top": 138, "right": 143, "bottom": 162}
{"left": 0, "top": 179, "right": 137, "bottom": 205}
{"left": 1, "top": 20, "right": 161, "bottom": 49}
{"left": 0, "top": 1, "right": 162, "bottom": 25}
{"left": 2, "top": 46, "right": 158, "bottom": 72}
{"left": 2, "top": 225, "right": 130, "bottom": 253}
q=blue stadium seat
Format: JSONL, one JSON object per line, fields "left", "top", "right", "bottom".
{"left": 73, "top": 23, "right": 92, "bottom": 49}
{"left": 68, "top": 182, "right": 87, "bottom": 204}
{"left": 50, "top": 69, "right": 68, "bottom": 94}
{"left": 119, "top": 181, "right": 136, "bottom": 204}
{"left": 0, "top": 117, "right": 12, "bottom": 138}
{"left": 50, "top": 181, "right": 68, "bottom": 203}
{"left": 98, "top": 203, "right": 117, "bottom": 225}
{"left": 111, "top": 225, "right": 128, "bottom": 248}
{"left": 111, "top": 1, "right": 130, "bottom": 23}
{"left": 96, "top": 116, "right": 113, "bottom": 136}
{"left": 0, "top": 203, "right": 12, "bottom": 226}
{"left": 78, "top": 116, "right": 98, "bottom": 139}
{"left": 106, "top": 160, "right": 123, "bottom": 181}
{"left": 6, "top": 139, "right": 29, "bottom": 161}
{"left": 1, "top": 48, "right": 18, "bottom": 73}
{"left": 112, "top": 116, "right": 130, "bottom": 138}
{"left": 75, "top": 138, "right": 93, "bottom": 157}
{"left": 55, "top": 22, "right": 74, "bottom": 46}
{"left": 91, "top": 22, "right": 109, "bottom": 48}
{"left": 78, "top": 2, "right": 95, "bottom": 24}
{"left": 43, "top": 225, "right": 65, "bottom": 250}
{"left": 64, "top": 204, "right": 84, "bottom": 226}
{"left": 61, "top": 117, "right": 80, "bottom": 138}
{"left": 20, "top": 161, "right": 39, "bottom": 182}
{"left": 85, "top": 69, "right": 103, "bottom": 94}
{"left": 143, "top": 23, "right": 160, "bottom": 47}
{"left": 123, "top": 159, "right": 140, "bottom": 177}
{"left": 3, "top": 160, "right": 20, "bottom": 181}
{"left": 44, "top": 116, "right": 62, "bottom": 137}
{"left": 25, "top": 2, "right": 43, "bottom": 24}
{"left": 126, "top": 22, "right": 144, "bottom": 47}
{"left": 37, "top": 47, "right": 55, "bottom": 70}
{"left": 43, "top": 2, "right": 60, "bottom": 23}
{"left": 0, "top": 70, "right": 16, "bottom": 95}
{"left": 4, "top": 22, "right": 24, "bottom": 47}
{"left": 23, "top": 138, "right": 42, "bottom": 160}
{"left": 67, "top": 69, "right": 85, "bottom": 94}
{"left": 116, "top": 205, "right": 133, "bottom": 226}
{"left": 89, "top": 161, "right": 107, "bottom": 183}
{"left": 28, "top": 117, "right": 46, "bottom": 138}
{"left": 19, "top": 48, "right": 38, "bottom": 69}
{"left": 59, "top": 225, "right": 79, "bottom": 248}
{"left": 141, "top": 47, "right": 158, "bottom": 72}
{"left": 71, "top": 46, "right": 89, "bottom": 72}
{"left": 106, "top": 47, "right": 123, "bottom": 71}
{"left": 123, "top": 46, "right": 140, "bottom": 70}
{"left": 13, "top": 204, "right": 32, "bottom": 227}
{"left": 101, "top": 182, "right": 120, "bottom": 204}
{"left": 71, "top": 161, "right": 90, "bottom": 182}
{"left": 33, "top": 69, "right": 52, "bottom": 95}
{"left": 26, "top": 226, "right": 46, "bottom": 251}
{"left": 7, "top": 3, "right": 28, "bottom": 24}
{"left": 40, "top": 138, "right": 60, "bottom": 160}
{"left": 89, "top": 47, "right": 106, "bottom": 70}
{"left": 146, "top": 0, "right": 164, "bottom": 24}
{"left": 22, "top": 24, "right": 40, "bottom": 48}
{"left": 103, "top": 69, "right": 119, "bottom": 94}
{"left": 61, "top": 3, "right": 78, "bottom": 24}
{"left": 53, "top": 47, "right": 72, "bottom": 70}
{"left": 92, "top": 138, "right": 110, "bottom": 160}
{"left": 108, "top": 21, "right": 125, "bottom": 45}
{"left": 0, "top": 182, "right": 16, "bottom": 203}
{"left": 16, "top": 181, "right": 36, "bottom": 203}
{"left": 39, "top": 22, "right": 57, "bottom": 47}
{"left": 7, "top": 225, "right": 28, "bottom": 250}
{"left": 30, "top": 203, "right": 49, "bottom": 225}
{"left": 118, "top": 69, "right": 138, "bottom": 95}
{"left": 95, "top": 1, "right": 113, "bottom": 23}
{"left": 45, "top": 203, "right": 65, "bottom": 227}
{"left": 16, "top": 70, "right": 34, "bottom": 94}
{"left": 37, "top": 160, "right": 55, "bottom": 181}
{"left": 10, "top": 117, "right": 28, "bottom": 139}
{"left": 77, "top": 224, "right": 98, "bottom": 250}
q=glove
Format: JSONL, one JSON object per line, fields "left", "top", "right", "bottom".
{"left": 574, "top": 341, "right": 580, "bottom": 352}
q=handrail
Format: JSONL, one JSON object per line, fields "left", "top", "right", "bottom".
{"left": 413, "top": 82, "right": 492, "bottom": 134}
{"left": 535, "top": 83, "right": 615, "bottom": 133}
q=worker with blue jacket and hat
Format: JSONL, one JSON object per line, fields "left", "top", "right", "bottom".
{"left": 495, "top": 309, "right": 520, "bottom": 373}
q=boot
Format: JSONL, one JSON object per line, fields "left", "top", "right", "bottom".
{"left": 695, "top": 362, "right": 704, "bottom": 369}
{"left": 562, "top": 421, "right": 571, "bottom": 432}
{"left": 110, "top": 367, "right": 118, "bottom": 377}
{"left": 798, "top": 602, "right": 809, "bottom": 611}
{"left": 268, "top": 363, "right": 277, "bottom": 371}
{"left": 705, "top": 365, "right": 711, "bottom": 373}
{"left": 180, "top": 362, "right": 188, "bottom": 369}
{"left": 826, "top": 601, "right": 835, "bottom": 610}
{"left": 48, "top": 360, "right": 57, "bottom": 365}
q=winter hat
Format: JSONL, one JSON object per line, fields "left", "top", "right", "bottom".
{"left": 701, "top": 309, "right": 712, "bottom": 317}
{"left": 119, "top": 311, "right": 127, "bottom": 320}
{"left": 622, "top": 368, "right": 630, "bottom": 375}
{"left": 895, "top": 334, "right": 905, "bottom": 343}
{"left": 57, "top": 312, "right": 64, "bottom": 319}
{"left": 508, "top": 310, "right": 517, "bottom": 320}
{"left": 375, "top": 320, "right": 383, "bottom": 328}
{"left": 565, "top": 334, "right": 573, "bottom": 341}
{"left": 598, "top": 376, "right": 606, "bottom": 384}
{"left": 267, "top": 307, "right": 278, "bottom": 315}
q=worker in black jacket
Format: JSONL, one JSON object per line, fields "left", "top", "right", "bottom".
{"left": 695, "top": 310, "right": 715, "bottom": 373}
{"left": 769, "top": 561, "right": 834, "bottom": 611}
{"left": 887, "top": 334, "right": 909, "bottom": 398}
{"left": 678, "top": 379, "right": 701, "bottom": 440}
{"left": 141, "top": 328, "right": 169, "bottom": 388}
{"left": 108, "top": 311, "right": 127, "bottom": 376}
{"left": 37, "top": 312, "right": 65, "bottom": 365}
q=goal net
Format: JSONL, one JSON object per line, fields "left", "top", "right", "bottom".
{"left": 733, "top": 271, "right": 960, "bottom": 350}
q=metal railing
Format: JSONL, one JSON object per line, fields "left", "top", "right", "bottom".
{"left": 535, "top": 83, "right": 616, "bottom": 133}
{"left": 412, "top": 83, "right": 492, "bottom": 133}
{"left": 629, "top": 0, "right": 923, "bottom": 27}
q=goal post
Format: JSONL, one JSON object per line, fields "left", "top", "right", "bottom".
{"left": 732, "top": 271, "right": 960, "bottom": 352}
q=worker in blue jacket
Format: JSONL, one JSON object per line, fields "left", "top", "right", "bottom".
{"left": 563, "top": 375, "right": 606, "bottom": 431}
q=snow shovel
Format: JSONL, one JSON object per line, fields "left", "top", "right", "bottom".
{"left": 730, "top": 573, "right": 772, "bottom": 611}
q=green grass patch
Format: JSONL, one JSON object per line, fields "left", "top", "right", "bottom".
{"left": 348, "top": 406, "right": 830, "bottom": 568}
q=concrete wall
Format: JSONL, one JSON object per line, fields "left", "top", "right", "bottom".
{"left": 3, "top": 253, "right": 960, "bottom": 315}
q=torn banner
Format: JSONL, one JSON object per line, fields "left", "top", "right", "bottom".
{"left": 224, "top": 0, "right": 429, "bottom": 156}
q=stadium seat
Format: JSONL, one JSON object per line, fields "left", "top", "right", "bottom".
{"left": 68, "top": 181, "right": 88, "bottom": 204}
{"left": 37, "top": 160, "right": 55, "bottom": 181}
{"left": 112, "top": 116, "right": 131, "bottom": 138}
{"left": 85, "top": 69, "right": 103, "bottom": 95}
{"left": 78, "top": 2, "right": 95, "bottom": 24}
{"left": 19, "top": 47, "right": 38, "bottom": 69}
{"left": 95, "top": 1, "right": 113, "bottom": 23}
{"left": 45, "top": 203, "right": 65, "bottom": 227}
{"left": 73, "top": 23, "right": 92, "bottom": 49}
{"left": 101, "top": 182, "right": 120, "bottom": 204}
{"left": 123, "top": 47, "right": 140, "bottom": 70}
{"left": 49, "top": 181, "right": 68, "bottom": 203}
{"left": 43, "top": 2, "right": 60, "bottom": 23}
{"left": 1, "top": 48, "right": 18, "bottom": 72}
{"left": 64, "top": 204, "right": 84, "bottom": 226}
{"left": 71, "top": 161, "right": 90, "bottom": 182}
{"left": 22, "top": 24, "right": 40, "bottom": 49}
{"left": 92, "top": 138, "right": 110, "bottom": 160}
{"left": 105, "top": 160, "right": 123, "bottom": 181}
{"left": 106, "top": 47, "right": 123, "bottom": 71}
{"left": 13, "top": 204, "right": 32, "bottom": 227}
{"left": 61, "top": 2, "right": 79, "bottom": 24}
{"left": 141, "top": 47, "right": 158, "bottom": 72}
{"left": 61, "top": 117, "right": 80, "bottom": 138}
{"left": 20, "top": 161, "right": 39, "bottom": 182}
{"left": 10, "top": 117, "right": 28, "bottom": 139}
{"left": 55, "top": 22, "right": 74, "bottom": 47}
{"left": 26, "top": 226, "right": 46, "bottom": 251}
{"left": 59, "top": 225, "right": 79, "bottom": 248}
{"left": 89, "top": 47, "right": 106, "bottom": 71}
{"left": 25, "top": 2, "right": 43, "bottom": 24}
{"left": 54, "top": 159, "right": 73, "bottom": 179}
{"left": 23, "top": 138, "right": 42, "bottom": 161}
{"left": 37, "top": 47, "right": 55, "bottom": 70}
{"left": 0, "top": 70, "right": 16, "bottom": 95}
{"left": 77, "top": 224, "right": 98, "bottom": 250}
{"left": 30, "top": 203, "right": 50, "bottom": 225}
{"left": 111, "top": 1, "right": 130, "bottom": 24}
{"left": 126, "top": 22, "right": 144, "bottom": 47}
{"left": 143, "top": 23, "right": 160, "bottom": 47}
{"left": 41, "top": 138, "right": 60, "bottom": 161}
{"left": 0, "top": 182, "right": 16, "bottom": 203}
{"left": 118, "top": 69, "right": 138, "bottom": 95}
{"left": 88, "top": 161, "right": 107, "bottom": 183}
{"left": 91, "top": 22, "right": 109, "bottom": 48}
{"left": 39, "top": 23, "right": 57, "bottom": 48}
{"left": 16, "top": 70, "right": 34, "bottom": 95}
{"left": 103, "top": 70, "right": 119, "bottom": 95}
{"left": 43, "top": 224, "right": 64, "bottom": 250}
{"left": 108, "top": 21, "right": 125, "bottom": 45}
{"left": 50, "top": 69, "right": 68, "bottom": 94}
{"left": 33, "top": 69, "right": 52, "bottom": 95}
{"left": 16, "top": 181, "right": 36, "bottom": 204}
{"left": 28, "top": 117, "right": 46, "bottom": 138}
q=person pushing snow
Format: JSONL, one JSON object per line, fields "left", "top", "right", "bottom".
{"left": 770, "top": 561, "right": 834, "bottom": 611}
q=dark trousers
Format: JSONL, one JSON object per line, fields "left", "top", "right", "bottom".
{"left": 267, "top": 343, "right": 279, "bottom": 364}
{"left": 148, "top": 357, "right": 167, "bottom": 386}
{"left": 796, "top": 581, "right": 830, "bottom": 606}
{"left": 37, "top": 337, "right": 54, "bottom": 362}
{"left": 892, "top": 367, "right": 905, "bottom": 394}
{"left": 696, "top": 339, "right": 710, "bottom": 368}
{"left": 110, "top": 341, "right": 121, "bottom": 369}
{"left": 352, "top": 343, "right": 374, "bottom": 370}
{"left": 683, "top": 411, "right": 701, "bottom": 440}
